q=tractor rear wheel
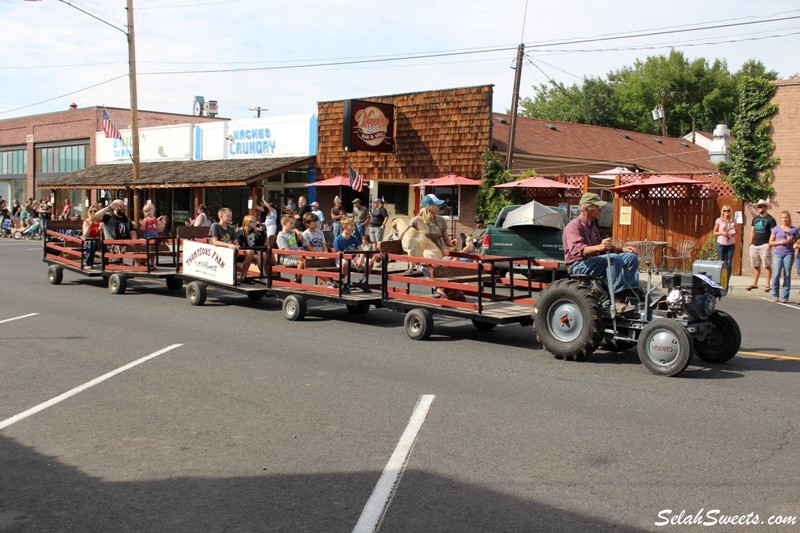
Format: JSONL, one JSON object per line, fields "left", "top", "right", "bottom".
{"left": 534, "top": 278, "right": 603, "bottom": 361}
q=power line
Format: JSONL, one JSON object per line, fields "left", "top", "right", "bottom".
{"left": 0, "top": 74, "right": 127, "bottom": 116}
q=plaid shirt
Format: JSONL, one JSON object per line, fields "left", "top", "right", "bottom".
{"left": 563, "top": 214, "right": 600, "bottom": 265}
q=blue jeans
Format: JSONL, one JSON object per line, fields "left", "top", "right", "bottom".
{"left": 771, "top": 252, "right": 794, "bottom": 300}
{"left": 332, "top": 222, "right": 342, "bottom": 239}
{"left": 85, "top": 238, "right": 100, "bottom": 267}
{"left": 716, "top": 243, "right": 735, "bottom": 274}
{"left": 569, "top": 252, "right": 640, "bottom": 294}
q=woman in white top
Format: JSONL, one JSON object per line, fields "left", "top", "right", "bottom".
{"left": 713, "top": 204, "right": 736, "bottom": 273}
{"left": 189, "top": 204, "right": 211, "bottom": 227}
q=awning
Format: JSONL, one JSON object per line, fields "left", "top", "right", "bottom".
{"left": 38, "top": 156, "right": 316, "bottom": 189}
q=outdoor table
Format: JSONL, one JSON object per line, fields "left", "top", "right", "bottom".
{"left": 626, "top": 240, "right": 668, "bottom": 270}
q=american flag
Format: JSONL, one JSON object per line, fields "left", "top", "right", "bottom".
{"left": 347, "top": 162, "right": 364, "bottom": 192}
{"left": 101, "top": 108, "right": 123, "bottom": 140}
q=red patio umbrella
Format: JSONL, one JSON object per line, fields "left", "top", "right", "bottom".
{"left": 412, "top": 174, "right": 483, "bottom": 188}
{"left": 305, "top": 175, "right": 351, "bottom": 187}
{"left": 493, "top": 176, "right": 579, "bottom": 189}
{"left": 610, "top": 175, "right": 709, "bottom": 194}
{"left": 413, "top": 174, "right": 482, "bottom": 237}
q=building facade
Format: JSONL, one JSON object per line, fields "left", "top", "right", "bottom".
{"left": 0, "top": 106, "right": 224, "bottom": 212}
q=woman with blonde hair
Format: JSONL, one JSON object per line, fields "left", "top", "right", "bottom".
{"left": 408, "top": 194, "right": 456, "bottom": 255}
{"left": 768, "top": 210, "right": 797, "bottom": 303}
{"left": 400, "top": 194, "right": 461, "bottom": 299}
{"left": 82, "top": 204, "right": 103, "bottom": 268}
{"left": 713, "top": 204, "right": 736, "bottom": 274}
{"left": 237, "top": 214, "right": 265, "bottom": 281}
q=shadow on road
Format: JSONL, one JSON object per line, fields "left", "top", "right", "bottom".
{"left": 1, "top": 435, "right": 645, "bottom": 532}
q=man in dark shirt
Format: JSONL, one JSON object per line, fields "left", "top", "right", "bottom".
{"left": 747, "top": 198, "right": 777, "bottom": 291}
{"left": 294, "top": 195, "right": 311, "bottom": 232}
{"left": 563, "top": 193, "right": 639, "bottom": 295}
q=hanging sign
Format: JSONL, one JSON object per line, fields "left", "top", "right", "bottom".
{"left": 343, "top": 99, "right": 394, "bottom": 153}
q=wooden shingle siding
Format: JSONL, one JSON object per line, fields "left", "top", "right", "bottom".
{"left": 317, "top": 85, "right": 493, "bottom": 181}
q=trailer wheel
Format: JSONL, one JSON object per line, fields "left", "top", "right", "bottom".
{"left": 247, "top": 291, "right": 265, "bottom": 301}
{"left": 404, "top": 308, "right": 434, "bottom": 340}
{"left": 534, "top": 278, "right": 602, "bottom": 361}
{"left": 693, "top": 310, "right": 741, "bottom": 364}
{"left": 471, "top": 319, "right": 497, "bottom": 331}
{"left": 346, "top": 302, "right": 370, "bottom": 314}
{"left": 108, "top": 273, "right": 127, "bottom": 294}
{"left": 186, "top": 281, "right": 207, "bottom": 306}
{"left": 48, "top": 265, "right": 63, "bottom": 285}
{"left": 283, "top": 295, "right": 307, "bottom": 321}
{"left": 638, "top": 319, "right": 692, "bottom": 376}
{"left": 166, "top": 276, "right": 183, "bottom": 291}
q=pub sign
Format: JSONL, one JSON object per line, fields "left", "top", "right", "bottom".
{"left": 343, "top": 99, "right": 395, "bottom": 152}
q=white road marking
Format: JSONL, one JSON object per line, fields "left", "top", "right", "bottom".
{"left": 353, "top": 394, "right": 435, "bottom": 533}
{"left": 0, "top": 313, "right": 39, "bottom": 325}
{"left": 0, "top": 344, "right": 182, "bottom": 431}
{"left": 759, "top": 297, "right": 800, "bottom": 310}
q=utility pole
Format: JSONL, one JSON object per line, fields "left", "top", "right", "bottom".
{"left": 660, "top": 89, "right": 668, "bottom": 138}
{"left": 506, "top": 43, "right": 525, "bottom": 171}
{"left": 249, "top": 106, "right": 268, "bottom": 118}
{"left": 126, "top": 0, "right": 141, "bottom": 222}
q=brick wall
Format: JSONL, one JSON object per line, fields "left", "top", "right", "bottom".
{"left": 741, "top": 80, "right": 800, "bottom": 277}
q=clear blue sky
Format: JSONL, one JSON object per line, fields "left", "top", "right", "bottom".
{"left": 3, "top": 0, "right": 798, "bottom": 120}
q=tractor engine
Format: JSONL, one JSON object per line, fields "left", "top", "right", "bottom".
{"left": 660, "top": 273, "right": 719, "bottom": 321}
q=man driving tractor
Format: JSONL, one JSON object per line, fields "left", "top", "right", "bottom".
{"left": 563, "top": 193, "right": 640, "bottom": 313}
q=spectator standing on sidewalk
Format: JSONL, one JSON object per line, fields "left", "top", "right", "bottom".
{"left": 352, "top": 198, "right": 368, "bottom": 240}
{"left": 330, "top": 196, "right": 344, "bottom": 238}
{"left": 768, "top": 210, "right": 796, "bottom": 304}
{"left": 746, "top": 199, "right": 776, "bottom": 292}
{"left": 713, "top": 204, "right": 737, "bottom": 274}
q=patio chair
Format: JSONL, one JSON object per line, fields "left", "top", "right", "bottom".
{"left": 661, "top": 239, "right": 695, "bottom": 272}
{"left": 623, "top": 240, "right": 663, "bottom": 271}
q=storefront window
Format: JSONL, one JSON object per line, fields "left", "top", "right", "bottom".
{"left": 35, "top": 143, "right": 88, "bottom": 176}
{"left": 1, "top": 148, "right": 27, "bottom": 176}
{"left": 378, "top": 183, "right": 409, "bottom": 216}
{"left": 427, "top": 186, "right": 459, "bottom": 217}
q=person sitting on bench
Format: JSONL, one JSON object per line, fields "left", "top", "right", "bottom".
{"left": 333, "top": 217, "right": 372, "bottom": 294}
{"left": 276, "top": 215, "right": 306, "bottom": 278}
{"left": 238, "top": 214, "right": 266, "bottom": 279}
{"left": 209, "top": 207, "right": 248, "bottom": 283}
{"left": 563, "top": 193, "right": 639, "bottom": 311}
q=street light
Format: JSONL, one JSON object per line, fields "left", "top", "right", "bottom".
{"left": 26, "top": 0, "right": 141, "bottom": 220}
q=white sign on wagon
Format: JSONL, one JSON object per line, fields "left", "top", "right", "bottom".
{"left": 182, "top": 240, "right": 235, "bottom": 285}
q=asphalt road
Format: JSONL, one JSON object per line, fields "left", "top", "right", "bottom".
{"left": 1, "top": 240, "right": 799, "bottom": 532}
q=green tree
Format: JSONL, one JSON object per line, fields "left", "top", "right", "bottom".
{"left": 476, "top": 151, "right": 525, "bottom": 222}
{"left": 718, "top": 76, "right": 778, "bottom": 202}
{"left": 519, "top": 76, "right": 618, "bottom": 127}
{"left": 519, "top": 51, "right": 778, "bottom": 137}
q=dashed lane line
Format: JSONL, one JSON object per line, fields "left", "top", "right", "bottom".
{"left": 0, "top": 344, "right": 183, "bottom": 431}
{"left": 0, "top": 313, "right": 39, "bottom": 325}
{"left": 353, "top": 394, "right": 435, "bottom": 533}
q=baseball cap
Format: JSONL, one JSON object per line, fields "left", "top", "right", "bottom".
{"left": 578, "top": 192, "right": 608, "bottom": 208}
{"left": 310, "top": 201, "right": 319, "bottom": 207}
{"left": 352, "top": 198, "right": 361, "bottom": 204}
{"left": 372, "top": 197, "right": 383, "bottom": 204}
{"left": 334, "top": 196, "right": 342, "bottom": 203}
{"left": 420, "top": 194, "right": 445, "bottom": 208}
